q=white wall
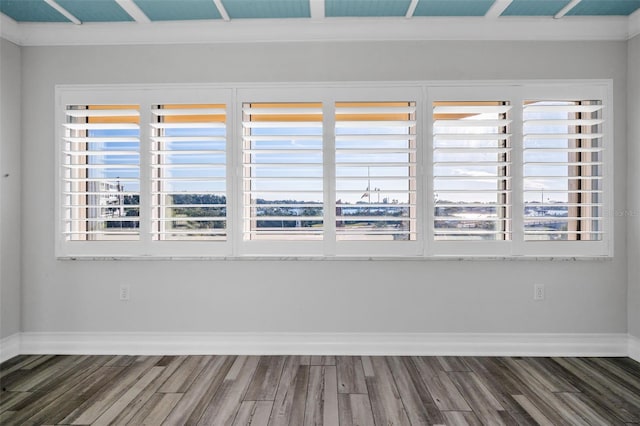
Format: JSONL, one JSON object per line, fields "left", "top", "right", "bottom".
{"left": 628, "top": 35, "right": 640, "bottom": 340}
{"left": 20, "top": 41, "right": 629, "bottom": 335}
{"left": 0, "top": 38, "right": 22, "bottom": 339}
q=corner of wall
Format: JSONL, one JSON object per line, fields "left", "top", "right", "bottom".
{"left": 0, "top": 38, "right": 23, "bottom": 341}
{"left": 628, "top": 34, "right": 640, "bottom": 341}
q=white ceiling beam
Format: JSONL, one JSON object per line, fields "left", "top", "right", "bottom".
{"left": 310, "top": 0, "right": 325, "bottom": 19}
{"left": 405, "top": 0, "right": 419, "bottom": 18}
{"left": 485, "top": 0, "right": 513, "bottom": 19}
{"left": 114, "top": 0, "right": 151, "bottom": 23}
{"left": 555, "top": 0, "right": 581, "bottom": 19}
{"left": 43, "top": 0, "right": 81, "bottom": 25}
{"left": 213, "top": 0, "right": 231, "bottom": 21}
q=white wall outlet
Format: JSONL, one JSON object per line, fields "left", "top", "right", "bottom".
{"left": 119, "top": 284, "right": 130, "bottom": 301}
{"left": 534, "top": 283, "right": 545, "bottom": 301}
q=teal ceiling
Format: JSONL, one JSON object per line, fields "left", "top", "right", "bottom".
{"left": 502, "top": 0, "right": 572, "bottom": 16}
{"left": 2, "top": 0, "right": 639, "bottom": 23}
{"left": 567, "top": 0, "right": 640, "bottom": 15}
{"left": 326, "top": 0, "right": 412, "bottom": 17}
{"left": 221, "top": 0, "right": 310, "bottom": 19}
{"left": 133, "top": 0, "right": 222, "bottom": 21}
{"left": 0, "top": 0, "right": 69, "bottom": 22}
{"left": 413, "top": 0, "right": 495, "bottom": 17}
{"left": 56, "top": 0, "right": 133, "bottom": 22}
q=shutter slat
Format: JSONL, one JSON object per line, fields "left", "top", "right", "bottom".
{"left": 336, "top": 120, "right": 415, "bottom": 128}
{"left": 433, "top": 105, "right": 511, "bottom": 114}
{"left": 64, "top": 150, "right": 139, "bottom": 156}
{"left": 434, "top": 133, "right": 511, "bottom": 140}
{"left": 336, "top": 134, "right": 417, "bottom": 141}
{"left": 150, "top": 150, "right": 225, "bottom": 155}
{"left": 63, "top": 123, "right": 140, "bottom": 130}
{"left": 152, "top": 164, "right": 225, "bottom": 169}
{"left": 434, "top": 119, "right": 510, "bottom": 127}
{"left": 243, "top": 121, "right": 322, "bottom": 129}
{"left": 152, "top": 108, "right": 226, "bottom": 115}
{"left": 154, "top": 177, "right": 226, "bottom": 182}
{"left": 63, "top": 137, "right": 139, "bottom": 143}
{"left": 66, "top": 109, "right": 139, "bottom": 117}
{"left": 524, "top": 133, "right": 603, "bottom": 140}
{"left": 63, "top": 164, "right": 139, "bottom": 169}
{"left": 244, "top": 135, "right": 322, "bottom": 142}
{"left": 150, "top": 122, "right": 225, "bottom": 129}
{"left": 336, "top": 106, "right": 416, "bottom": 114}
{"left": 152, "top": 136, "right": 226, "bottom": 142}
{"left": 524, "top": 104, "right": 602, "bottom": 113}
{"left": 243, "top": 107, "right": 322, "bottom": 115}
{"left": 524, "top": 119, "right": 603, "bottom": 126}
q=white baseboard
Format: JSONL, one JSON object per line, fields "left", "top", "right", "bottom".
{"left": 629, "top": 335, "right": 640, "bottom": 363}
{"left": 0, "top": 333, "right": 21, "bottom": 363}
{"left": 14, "top": 332, "right": 629, "bottom": 357}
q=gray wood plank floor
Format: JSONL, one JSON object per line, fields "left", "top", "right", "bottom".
{"left": 1, "top": 355, "right": 639, "bottom": 425}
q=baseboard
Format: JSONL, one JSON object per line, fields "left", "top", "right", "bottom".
{"left": 0, "top": 333, "right": 21, "bottom": 363}
{"left": 629, "top": 335, "right": 640, "bottom": 363}
{"left": 16, "top": 332, "right": 629, "bottom": 357}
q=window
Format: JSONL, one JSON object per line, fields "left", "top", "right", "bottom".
{"left": 432, "top": 101, "right": 511, "bottom": 242}
{"left": 151, "top": 104, "right": 227, "bottom": 241}
{"left": 62, "top": 104, "right": 141, "bottom": 242}
{"left": 57, "top": 82, "right": 611, "bottom": 258}
{"left": 523, "top": 100, "right": 604, "bottom": 242}
{"left": 335, "top": 102, "right": 417, "bottom": 242}
{"left": 242, "top": 102, "right": 324, "bottom": 241}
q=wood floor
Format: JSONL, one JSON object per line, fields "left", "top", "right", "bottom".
{"left": 1, "top": 355, "right": 640, "bottom": 425}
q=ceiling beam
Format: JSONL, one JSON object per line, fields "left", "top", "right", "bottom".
{"left": 555, "top": 0, "right": 581, "bottom": 19}
{"left": 310, "top": 0, "right": 325, "bottom": 19}
{"left": 485, "top": 0, "right": 513, "bottom": 19}
{"left": 43, "top": 0, "right": 81, "bottom": 25}
{"left": 213, "top": 0, "right": 231, "bottom": 21}
{"left": 114, "top": 0, "right": 150, "bottom": 23}
{"left": 405, "top": 0, "right": 419, "bottom": 18}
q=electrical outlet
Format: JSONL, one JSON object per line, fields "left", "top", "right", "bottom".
{"left": 119, "top": 284, "right": 130, "bottom": 301}
{"left": 534, "top": 283, "right": 545, "bottom": 301}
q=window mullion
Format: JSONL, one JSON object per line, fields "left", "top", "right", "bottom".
{"left": 139, "top": 98, "right": 152, "bottom": 251}
{"left": 230, "top": 88, "right": 241, "bottom": 257}
{"left": 323, "top": 101, "right": 336, "bottom": 256}
{"left": 510, "top": 91, "right": 524, "bottom": 255}
{"left": 424, "top": 86, "right": 434, "bottom": 256}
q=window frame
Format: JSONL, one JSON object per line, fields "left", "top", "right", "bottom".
{"left": 55, "top": 81, "right": 613, "bottom": 259}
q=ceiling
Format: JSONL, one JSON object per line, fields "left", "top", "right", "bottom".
{"left": 2, "top": 0, "right": 640, "bottom": 46}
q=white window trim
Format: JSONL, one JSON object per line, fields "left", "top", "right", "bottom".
{"left": 55, "top": 80, "right": 614, "bottom": 260}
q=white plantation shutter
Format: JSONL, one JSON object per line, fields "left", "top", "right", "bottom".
{"left": 432, "top": 101, "right": 512, "bottom": 241}
{"left": 150, "top": 104, "right": 227, "bottom": 240}
{"left": 62, "top": 105, "right": 140, "bottom": 241}
{"left": 335, "top": 102, "right": 417, "bottom": 241}
{"left": 242, "top": 103, "right": 324, "bottom": 241}
{"left": 523, "top": 100, "right": 604, "bottom": 242}
{"left": 57, "top": 83, "right": 611, "bottom": 258}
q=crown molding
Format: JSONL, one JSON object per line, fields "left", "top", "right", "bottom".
{"left": 1, "top": 16, "right": 634, "bottom": 47}
{"left": 0, "top": 14, "right": 21, "bottom": 46}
